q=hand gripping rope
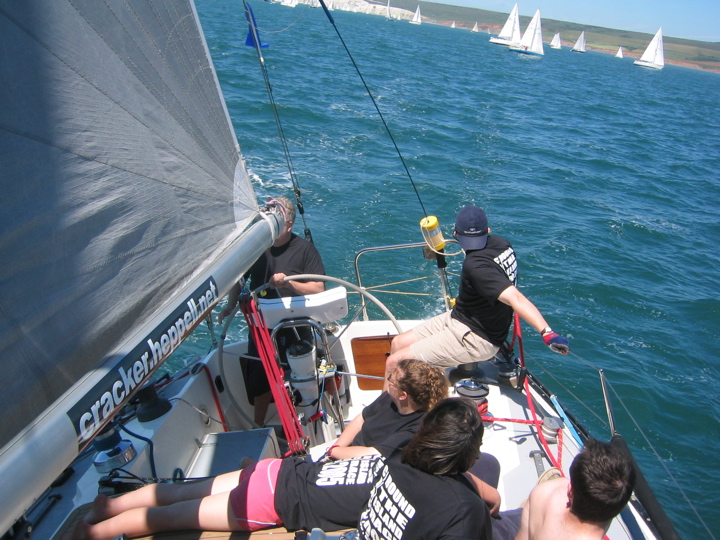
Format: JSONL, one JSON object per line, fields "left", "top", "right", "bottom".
{"left": 240, "top": 297, "right": 308, "bottom": 456}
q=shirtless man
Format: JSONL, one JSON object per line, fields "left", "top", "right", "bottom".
{"left": 515, "top": 438, "right": 636, "bottom": 540}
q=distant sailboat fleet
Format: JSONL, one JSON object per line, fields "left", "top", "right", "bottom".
{"left": 273, "top": 0, "right": 665, "bottom": 70}
{"left": 482, "top": 4, "right": 664, "bottom": 69}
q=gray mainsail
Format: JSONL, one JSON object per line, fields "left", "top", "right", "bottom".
{"left": 0, "top": 0, "right": 278, "bottom": 530}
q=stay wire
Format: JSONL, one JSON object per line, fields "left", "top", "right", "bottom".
{"left": 242, "top": 0, "right": 314, "bottom": 242}
{"left": 317, "top": 0, "right": 428, "bottom": 218}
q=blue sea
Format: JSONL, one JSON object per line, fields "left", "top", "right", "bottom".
{"left": 186, "top": 1, "right": 720, "bottom": 537}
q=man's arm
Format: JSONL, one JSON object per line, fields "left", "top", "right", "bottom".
{"left": 498, "top": 285, "right": 569, "bottom": 354}
{"left": 514, "top": 503, "right": 530, "bottom": 540}
{"left": 270, "top": 273, "right": 325, "bottom": 296}
{"left": 497, "top": 285, "right": 549, "bottom": 333}
{"left": 463, "top": 472, "right": 501, "bottom": 516}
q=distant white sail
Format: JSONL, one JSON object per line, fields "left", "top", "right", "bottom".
{"left": 616, "top": 46, "right": 624, "bottom": 58}
{"left": 550, "top": 32, "right": 561, "bottom": 49}
{"left": 489, "top": 3, "right": 521, "bottom": 46}
{"left": 451, "top": 21, "right": 456, "bottom": 29}
{"left": 572, "top": 31, "right": 586, "bottom": 53}
{"left": 472, "top": 22, "right": 479, "bottom": 33}
{"left": 386, "top": 0, "right": 391, "bottom": 19}
{"left": 634, "top": 28, "right": 664, "bottom": 69}
{"left": 510, "top": 9, "right": 544, "bottom": 56}
{"left": 410, "top": 5, "right": 421, "bottom": 24}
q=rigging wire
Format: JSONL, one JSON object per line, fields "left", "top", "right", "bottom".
{"left": 316, "top": 0, "right": 428, "bottom": 218}
{"left": 241, "top": 0, "right": 314, "bottom": 243}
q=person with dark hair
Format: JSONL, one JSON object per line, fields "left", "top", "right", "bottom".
{"left": 72, "top": 398, "right": 492, "bottom": 540}
{"left": 218, "top": 196, "right": 325, "bottom": 426}
{"left": 385, "top": 205, "right": 569, "bottom": 382}
{"left": 327, "top": 359, "right": 448, "bottom": 461}
{"left": 506, "top": 438, "right": 636, "bottom": 540}
{"left": 357, "top": 397, "right": 492, "bottom": 539}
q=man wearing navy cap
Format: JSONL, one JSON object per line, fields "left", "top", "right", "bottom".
{"left": 385, "top": 205, "right": 569, "bottom": 381}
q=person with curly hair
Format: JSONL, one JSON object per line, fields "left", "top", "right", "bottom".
{"left": 326, "top": 359, "right": 448, "bottom": 461}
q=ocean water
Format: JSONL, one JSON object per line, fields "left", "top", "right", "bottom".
{"left": 188, "top": 1, "right": 720, "bottom": 537}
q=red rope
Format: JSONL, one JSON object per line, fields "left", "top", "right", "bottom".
{"left": 490, "top": 313, "right": 562, "bottom": 471}
{"left": 240, "top": 298, "right": 307, "bottom": 455}
{"left": 525, "top": 377, "right": 562, "bottom": 470}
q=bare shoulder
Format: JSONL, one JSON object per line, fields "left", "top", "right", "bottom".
{"left": 528, "top": 477, "right": 569, "bottom": 503}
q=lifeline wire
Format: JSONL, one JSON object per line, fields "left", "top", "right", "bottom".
{"left": 317, "top": 0, "right": 428, "bottom": 218}
{"left": 242, "top": 0, "right": 314, "bottom": 242}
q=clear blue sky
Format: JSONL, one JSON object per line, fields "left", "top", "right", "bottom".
{"left": 433, "top": 0, "right": 720, "bottom": 42}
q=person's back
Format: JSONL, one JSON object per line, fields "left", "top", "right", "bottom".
{"left": 357, "top": 397, "right": 492, "bottom": 540}
{"left": 515, "top": 438, "right": 636, "bottom": 540}
{"left": 521, "top": 478, "right": 606, "bottom": 540}
{"left": 358, "top": 450, "right": 490, "bottom": 539}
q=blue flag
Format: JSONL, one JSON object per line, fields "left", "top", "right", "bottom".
{"left": 245, "top": 3, "right": 269, "bottom": 48}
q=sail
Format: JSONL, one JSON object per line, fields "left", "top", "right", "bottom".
{"left": 451, "top": 21, "right": 456, "bottom": 29}
{"left": 410, "top": 5, "right": 421, "bottom": 24}
{"left": 634, "top": 28, "right": 664, "bottom": 69}
{"left": 616, "top": 46, "right": 624, "bottom": 58}
{"left": 386, "top": 0, "right": 391, "bottom": 19}
{"left": 510, "top": 9, "right": 544, "bottom": 55}
{"left": 489, "top": 3, "right": 521, "bottom": 46}
{"left": 572, "top": 31, "right": 586, "bottom": 52}
{"left": 0, "top": 0, "right": 279, "bottom": 531}
{"left": 472, "top": 22, "right": 479, "bottom": 32}
{"left": 550, "top": 32, "right": 561, "bottom": 49}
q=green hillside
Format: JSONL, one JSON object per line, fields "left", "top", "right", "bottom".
{"left": 375, "top": 0, "right": 720, "bottom": 71}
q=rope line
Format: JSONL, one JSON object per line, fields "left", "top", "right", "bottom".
{"left": 317, "top": 0, "right": 428, "bottom": 217}
{"left": 242, "top": 0, "right": 313, "bottom": 240}
{"left": 240, "top": 297, "right": 307, "bottom": 455}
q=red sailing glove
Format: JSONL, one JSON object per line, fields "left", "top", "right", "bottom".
{"left": 541, "top": 328, "right": 570, "bottom": 354}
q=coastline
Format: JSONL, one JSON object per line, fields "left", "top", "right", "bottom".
{"left": 436, "top": 20, "right": 720, "bottom": 73}
{"left": 272, "top": 0, "right": 720, "bottom": 74}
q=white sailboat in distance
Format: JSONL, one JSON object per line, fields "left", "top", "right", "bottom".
{"left": 451, "top": 21, "right": 456, "bottom": 28}
{"left": 571, "top": 31, "right": 586, "bottom": 53}
{"left": 550, "top": 32, "right": 561, "bottom": 49}
{"left": 409, "top": 5, "right": 421, "bottom": 24}
{"left": 472, "top": 22, "right": 479, "bottom": 32}
{"left": 634, "top": 27, "right": 664, "bottom": 69}
{"left": 489, "top": 3, "right": 521, "bottom": 46}
{"left": 616, "top": 46, "right": 624, "bottom": 58}
{"left": 510, "top": 9, "right": 544, "bottom": 56}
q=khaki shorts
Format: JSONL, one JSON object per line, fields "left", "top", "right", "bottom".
{"left": 409, "top": 311, "right": 499, "bottom": 368}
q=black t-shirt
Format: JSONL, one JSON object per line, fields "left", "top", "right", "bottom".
{"left": 356, "top": 450, "right": 492, "bottom": 540}
{"left": 243, "top": 233, "right": 325, "bottom": 396}
{"left": 352, "top": 392, "right": 425, "bottom": 455}
{"left": 452, "top": 234, "right": 518, "bottom": 346}
{"left": 246, "top": 233, "right": 325, "bottom": 298}
{"left": 275, "top": 454, "right": 383, "bottom": 532}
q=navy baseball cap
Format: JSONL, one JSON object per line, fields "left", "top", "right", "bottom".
{"left": 454, "top": 206, "right": 489, "bottom": 250}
